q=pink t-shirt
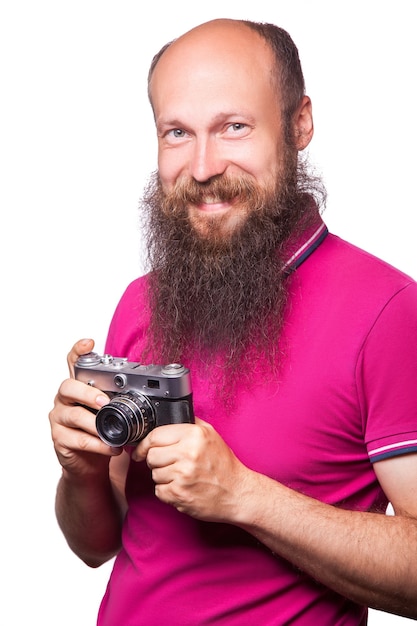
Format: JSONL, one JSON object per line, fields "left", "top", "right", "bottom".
{"left": 97, "top": 224, "right": 417, "bottom": 625}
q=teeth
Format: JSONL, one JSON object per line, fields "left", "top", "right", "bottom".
{"left": 202, "top": 196, "right": 220, "bottom": 204}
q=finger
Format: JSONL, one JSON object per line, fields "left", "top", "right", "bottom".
{"left": 50, "top": 380, "right": 110, "bottom": 445}
{"left": 132, "top": 423, "right": 191, "bottom": 462}
{"left": 146, "top": 444, "right": 179, "bottom": 470}
{"left": 133, "top": 432, "right": 154, "bottom": 462}
{"left": 56, "top": 378, "right": 109, "bottom": 416}
{"left": 58, "top": 402, "right": 100, "bottom": 436}
{"left": 52, "top": 418, "right": 122, "bottom": 465}
{"left": 50, "top": 398, "right": 123, "bottom": 459}
{"left": 150, "top": 465, "right": 175, "bottom": 485}
{"left": 67, "top": 338, "right": 95, "bottom": 377}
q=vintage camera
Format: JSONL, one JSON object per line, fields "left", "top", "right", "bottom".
{"left": 74, "top": 352, "right": 194, "bottom": 447}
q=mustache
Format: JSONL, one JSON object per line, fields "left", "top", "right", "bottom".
{"left": 160, "top": 174, "right": 263, "bottom": 213}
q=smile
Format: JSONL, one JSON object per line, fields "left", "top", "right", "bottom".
{"left": 194, "top": 197, "right": 236, "bottom": 214}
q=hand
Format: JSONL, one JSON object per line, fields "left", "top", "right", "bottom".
{"left": 49, "top": 338, "right": 123, "bottom": 480}
{"left": 133, "top": 417, "right": 250, "bottom": 523}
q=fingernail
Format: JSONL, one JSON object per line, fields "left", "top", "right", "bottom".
{"left": 96, "top": 395, "right": 109, "bottom": 407}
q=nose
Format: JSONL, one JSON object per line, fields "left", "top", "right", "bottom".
{"left": 189, "top": 136, "right": 227, "bottom": 183}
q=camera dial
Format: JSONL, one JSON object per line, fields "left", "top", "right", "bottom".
{"left": 76, "top": 352, "right": 103, "bottom": 367}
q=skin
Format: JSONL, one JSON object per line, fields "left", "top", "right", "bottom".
{"left": 49, "top": 20, "right": 417, "bottom": 618}
{"left": 149, "top": 19, "right": 312, "bottom": 238}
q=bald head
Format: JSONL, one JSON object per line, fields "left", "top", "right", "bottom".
{"left": 148, "top": 18, "right": 306, "bottom": 136}
{"left": 150, "top": 19, "right": 270, "bottom": 76}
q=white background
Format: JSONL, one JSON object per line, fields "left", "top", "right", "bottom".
{"left": 1, "top": 1, "right": 416, "bottom": 624}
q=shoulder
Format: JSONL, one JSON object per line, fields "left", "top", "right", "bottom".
{"left": 307, "top": 232, "right": 416, "bottom": 305}
{"left": 323, "top": 233, "right": 415, "bottom": 284}
{"left": 291, "top": 231, "right": 417, "bottom": 353}
{"left": 105, "top": 274, "right": 151, "bottom": 359}
{"left": 118, "top": 274, "right": 150, "bottom": 303}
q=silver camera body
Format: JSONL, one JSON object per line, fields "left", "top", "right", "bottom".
{"left": 74, "top": 352, "right": 194, "bottom": 447}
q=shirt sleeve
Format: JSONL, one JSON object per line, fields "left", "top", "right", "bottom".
{"left": 358, "top": 281, "right": 417, "bottom": 462}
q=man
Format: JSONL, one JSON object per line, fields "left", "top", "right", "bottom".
{"left": 49, "top": 18, "right": 417, "bottom": 625}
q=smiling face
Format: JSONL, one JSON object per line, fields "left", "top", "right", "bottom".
{"left": 149, "top": 20, "right": 305, "bottom": 239}
{"left": 142, "top": 20, "right": 321, "bottom": 393}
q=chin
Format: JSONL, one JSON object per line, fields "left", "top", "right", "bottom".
{"left": 189, "top": 208, "right": 247, "bottom": 241}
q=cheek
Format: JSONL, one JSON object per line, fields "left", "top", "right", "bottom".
{"left": 157, "top": 164, "right": 173, "bottom": 192}
{"left": 157, "top": 132, "right": 197, "bottom": 186}
{"left": 157, "top": 150, "right": 183, "bottom": 191}
{"left": 238, "top": 144, "right": 281, "bottom": 183}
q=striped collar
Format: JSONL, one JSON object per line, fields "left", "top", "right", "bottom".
{"left": 283, "top": 218, "right": 328, "bottom": 275}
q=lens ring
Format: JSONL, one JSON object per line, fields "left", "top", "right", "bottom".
{"left": 96, "top": 392, "right": 155, "bottom": 446}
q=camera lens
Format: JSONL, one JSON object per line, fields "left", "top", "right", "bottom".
{"left": 95, "top": 392, "right": 155, "bottom": 447}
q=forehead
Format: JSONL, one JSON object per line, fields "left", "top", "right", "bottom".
{"left": 149, "top": 22, "right": 277, "bottom": 115}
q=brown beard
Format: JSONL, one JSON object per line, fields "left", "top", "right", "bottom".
{"left": 140, "top": 154, "right": 325, "bottom": 395}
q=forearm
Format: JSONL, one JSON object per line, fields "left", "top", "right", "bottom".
{"left": 236, "top": 471, "right": 417, "bottom": 618}
{"left": 56, "top": 469, "right": 124, "bottom": 568}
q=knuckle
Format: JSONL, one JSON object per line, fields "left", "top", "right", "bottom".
{"left": 78, "top": 431, "right": 93, "bottom": 452}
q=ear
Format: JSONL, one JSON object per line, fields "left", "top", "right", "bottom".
{"left": 293, "top": 95, "right": 314, "bottom": 150}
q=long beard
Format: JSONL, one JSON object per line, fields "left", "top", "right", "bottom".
{"left": 140, "top": 155, "right": 325, "bottom": 395}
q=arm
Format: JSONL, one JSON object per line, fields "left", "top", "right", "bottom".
{"left": 235, "top": 452, "right": 417, "bottom": 618}
{"left": 135, "top": 419, "right": 417, "bottom": 619}
{"left": 49, "top": 339, "right": 129, "bottom": 567}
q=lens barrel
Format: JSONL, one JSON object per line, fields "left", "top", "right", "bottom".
{"left": 95, "top": 392, "right": 155, "bottom": 446}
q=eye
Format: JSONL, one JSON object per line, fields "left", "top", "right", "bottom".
{"left": 225, "top": 122, "right": 250, "bottom": 137}
{"left": 230, "top": 123, "right": 246, "bottom": 131}
{"left": 169, "top": 128, "right": 187, "bottom": 138}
